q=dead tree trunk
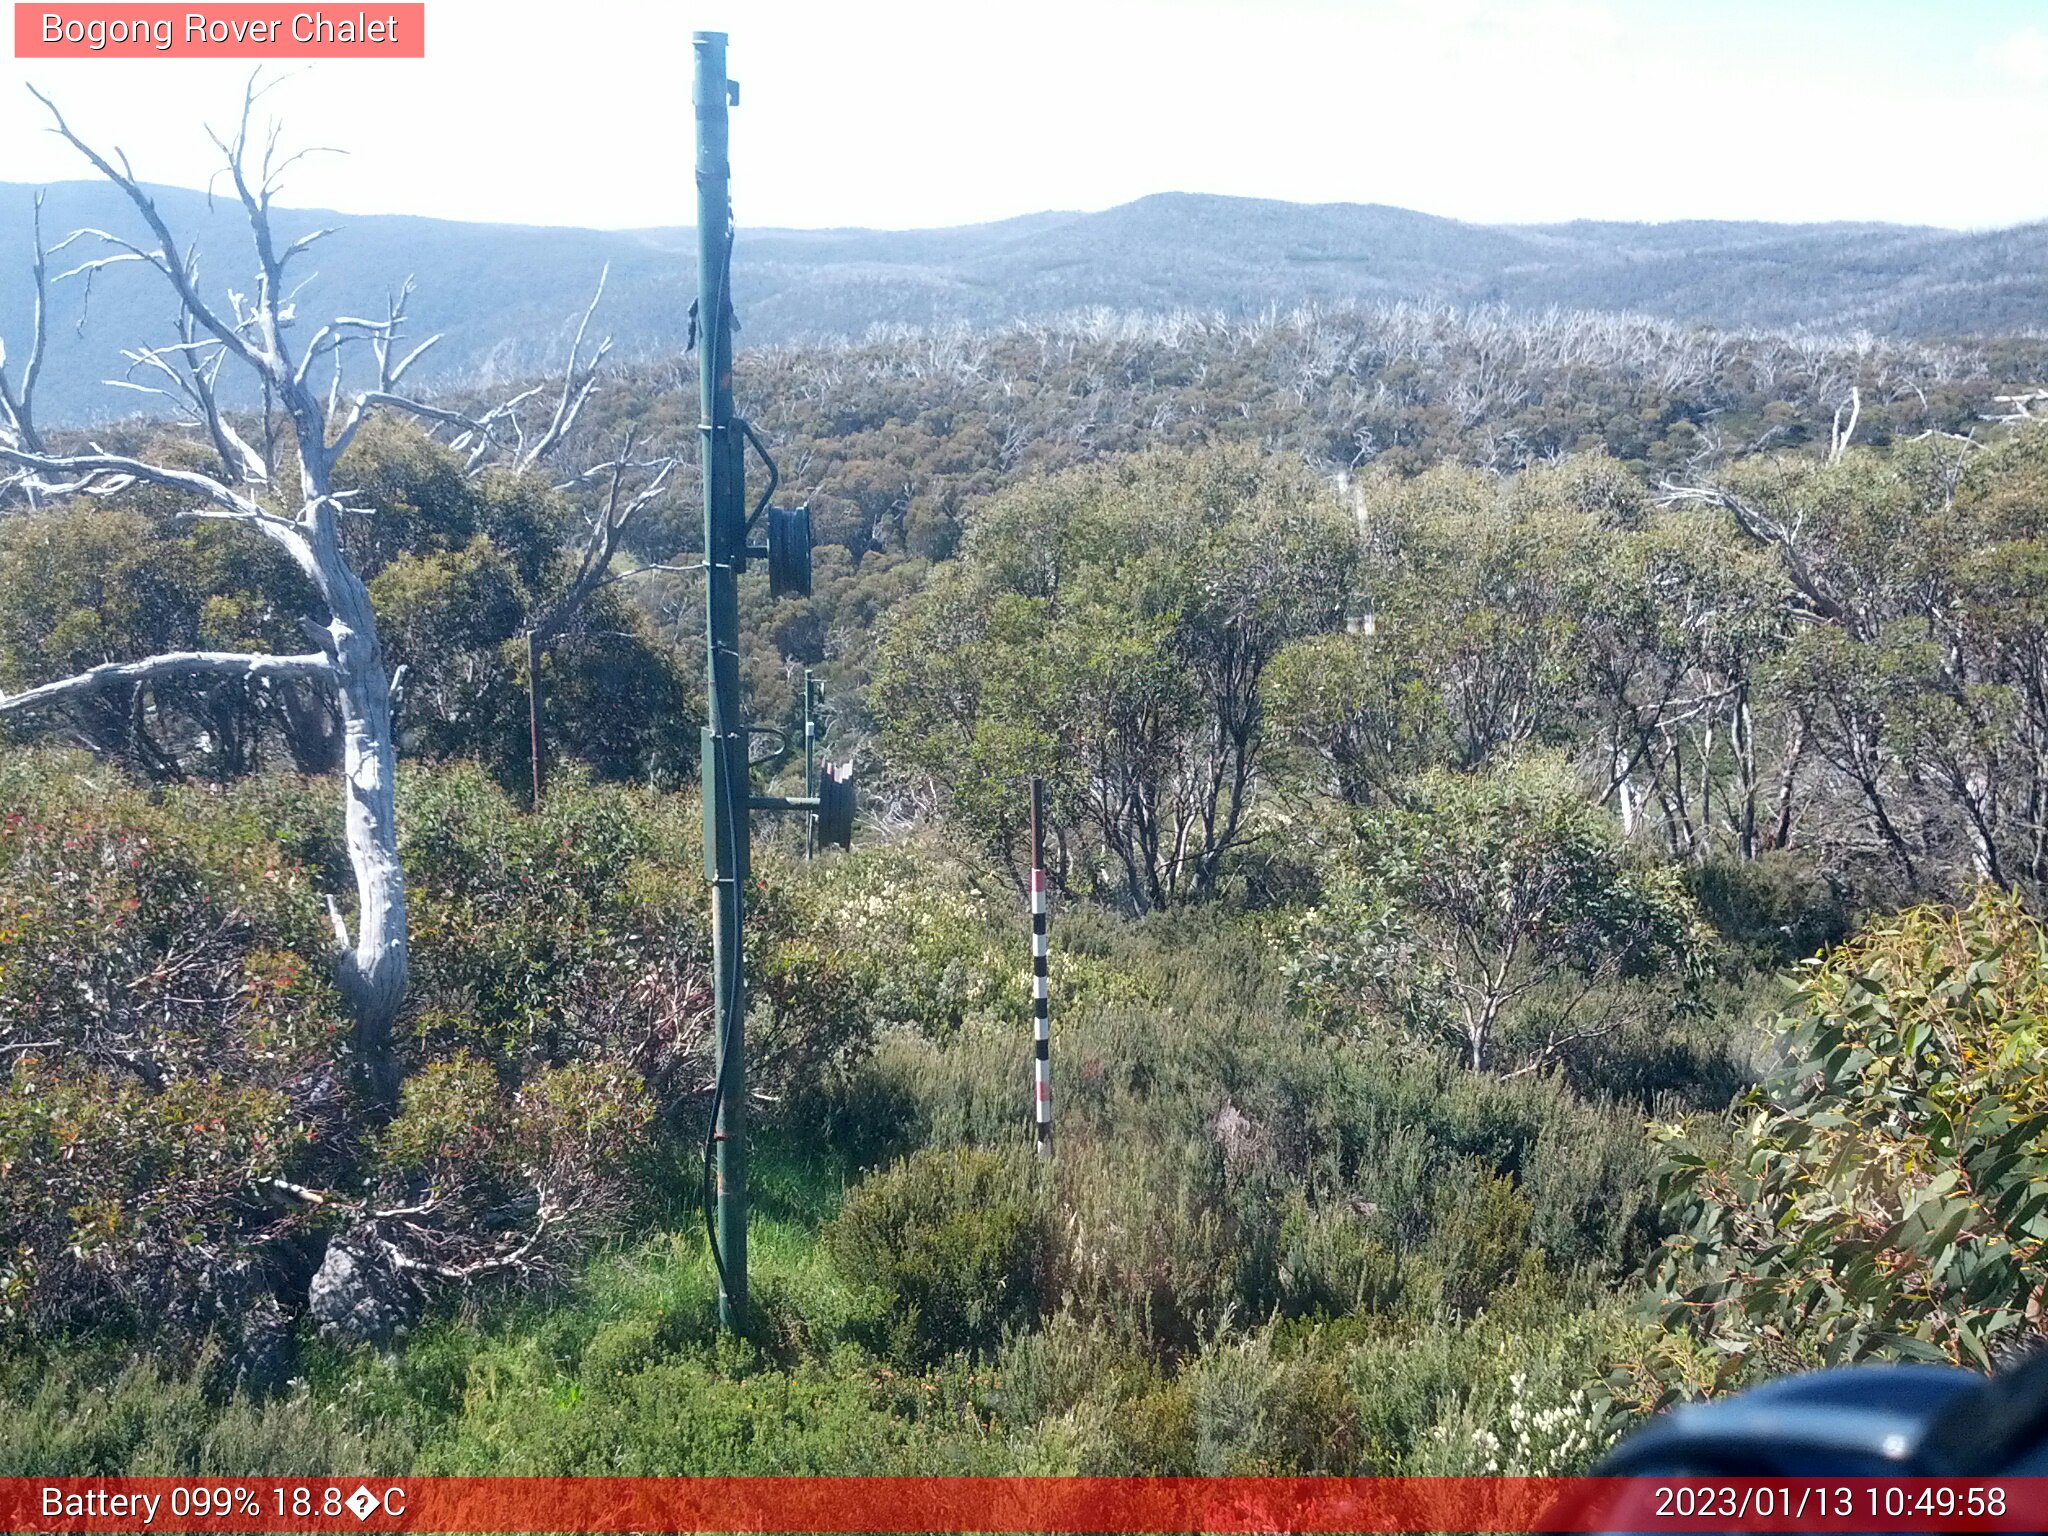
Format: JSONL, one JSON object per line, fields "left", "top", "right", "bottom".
{"left": 0, "top": 85, "right": 581, "bottom": 1100}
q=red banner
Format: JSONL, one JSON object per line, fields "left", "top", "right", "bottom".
{"left": 13, "top": 5, "right": 424, "bottom": 57}
{"left": 2, "top": 1476, "right": 2047, "bottom": 1533}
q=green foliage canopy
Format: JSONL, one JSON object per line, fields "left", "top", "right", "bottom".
{"left": 875, "top": 445, "right": 1357, "bottom": 907}
{"left": 1287, "top": 760, "right": 1711, "bottom": 1074}
{"left": 0, "top": 421, "right": 696, "bottom": 796}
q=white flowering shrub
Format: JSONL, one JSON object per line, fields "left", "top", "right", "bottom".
{"left": 1424, "top": 1373, "right": 1615, "bottom": 1475}
{"left": 797, "top": 846, "right": 1013, "bottom": 1036}
{"left": 1404, "top": 1334, "right": 1627, "bottom": 1476}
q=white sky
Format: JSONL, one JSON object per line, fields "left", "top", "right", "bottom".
{"left": 3, "top": 0, "right": 2045, "bottom": 232}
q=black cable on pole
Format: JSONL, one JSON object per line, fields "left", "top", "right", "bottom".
{"left": 700, "top": 217, "right": 744, "bottom": 1311}
{"left": 701, "top": 640, "right": 748, "bottom": 1309}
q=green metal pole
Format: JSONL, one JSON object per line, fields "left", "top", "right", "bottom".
{"left": 695, "top": 29, "right": 748, "bottom": 1332}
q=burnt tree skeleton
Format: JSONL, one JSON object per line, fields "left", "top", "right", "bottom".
{"left": 521, "top": 435, "right": 680, "bottom": 807}
{"left": 0, "top": 191, "right": 49, "bottom": 465}
{"left": 0, "top": 81, "right": 614, "bottom": 1101}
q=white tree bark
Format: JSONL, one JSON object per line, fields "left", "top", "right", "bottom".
{"left": 0, "top": 649, "right": 330, "bottom": 711}
{"left": 535, "top": 433, "right": 679, "bottom": 646}
{"left": 0, "top": 84, "right": 425, "bottom": 1095}
{"left": 0, "top": 190, "right": 49, "bottom": 462}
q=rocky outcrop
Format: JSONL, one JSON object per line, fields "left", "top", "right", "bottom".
{"left": 307, "top": 1238, "right": 417, "bottom": 1346}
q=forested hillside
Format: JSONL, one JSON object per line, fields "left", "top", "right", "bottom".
{"left": 9, "top": 178, "right": 2048, "bottom": 421}
{"left": 522, "top": 303, "right": 2048, "bottom": 772}
{"left": 10, "top": 148, "right": 2048, "bottom": 1479}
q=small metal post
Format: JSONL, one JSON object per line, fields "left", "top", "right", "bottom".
{"left": 526, "top": 629, "right": 545, "bottom": 812}
{"left": 1029, "top": 777, "right": 1052, "bottom": 1157}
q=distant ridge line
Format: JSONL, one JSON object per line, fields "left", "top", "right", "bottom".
{"left": 4, "top": 182, "right": 2045, "bottom": 423}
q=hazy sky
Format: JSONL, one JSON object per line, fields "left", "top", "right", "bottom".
{"left": 3, "top": 0, "right": 2045, "bottom": 232}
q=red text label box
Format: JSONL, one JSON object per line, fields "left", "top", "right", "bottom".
{"left": 15, "top": 5, "right": 425, "bottom": 57}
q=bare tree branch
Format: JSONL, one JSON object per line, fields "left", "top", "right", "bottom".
{"left": 0, "top": 649, "right": 331, "bottom": 716}
{"left": 447, "top": 385, "right": 543, "bottom": 471}
{"left": 0, "top": 443, "right": 294, "bottom": 530}
{"left": 110, "top": 277, "right": 272, "bottom": 487}
{"left": 27, "top": 84, "right": 274, "bottom": 380}
{"left": 1987, "top": 390, "right": 2048, "bottom": 424}
{"left": 329, "top": 389, "right": 486, "bottom": 461}
{"left": 1657, "top": 479, "right": 1852, "bottom": 630}
{"left": 519, "top": 264, "right": 611, "bottom": 471}
{"left": 533, "top": 435, "right": 678, "bottom": 645}
{"left": 328, "top": 263, "right": 615, "bottom": 481}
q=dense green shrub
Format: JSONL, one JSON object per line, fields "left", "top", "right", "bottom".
{"left": 0, "top": 506, "right": 321, "bottom": 779}
{"left": 839, "top": 905, "right": 1669, "bottom": 1336}
{"left": 0, "top": 755, "right": 348, "bottom": 1340}
{"left": 1651, "top": 889, "right": 2048, "bottom": 1391}
{"left": 1285, "top": 759, "right": 1712, "bottom": 1075}
{"left": 1182, "top": 1329, "right": 1362, "bottom": 1473}
{"left": 998, "top": 1290, "right": 1643, "bottom": 1477}
{"left": 1055, "top": 1132, "right": 1258, "bottom": 1355}
{"left": 826, "top": 1146, "right": 1050, "bottom": 1365}
{"left": 0, "top": 754, "right": 888, "bottom": 1353}
{"left": 783, "top": 844, "right": 1013, "bottom": 1038}
{"left": 418, "top": 1343, "right": 1007, "bottom": 1476}
{"left": 1367, "top": 1300, "right": 1635, "bottom": 1475}
{"left": 1431, "top": 1175, "right": 1534, "bottom": 1317}
{"left": 1690, "top": 852, "right": 1856, "bottom": 972}
{"left": 1274, "top": 1194, "right": 1409, "bottom": 1320}
{"left": 0, "top": 1351, "right": 414, "bottom": 1475}
{"left": 372, "top": 533, "right": 697, "bottom": 799}
{"left": 400, "top": 765, "right": 872, "bottom": 1125}
{"left": 369, "top": 1053, "right": 655, "bottom": 1285}
{"left": 401, "top": 763, "right": 702, "bottom": 1062}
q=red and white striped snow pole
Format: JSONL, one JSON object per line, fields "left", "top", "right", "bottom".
{"left": 1029, "top": 776, "right": 1052, "bottom": 1158}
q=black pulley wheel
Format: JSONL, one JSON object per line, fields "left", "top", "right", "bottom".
{"left": 815, "top": 766, "right": 854, "bottom": 849}
{"left": 768, "top": 505, "right": 812, "bottom": 598}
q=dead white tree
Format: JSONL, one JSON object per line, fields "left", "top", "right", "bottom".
{"left": 413, "top": 264, "right": 614, "bottom": 479}
{"left": 520, "top": 434, "right": 679, "bottom": 807}
{"left": 0, "top": 190, "right": 50, "bottom": 466}
{"left": 1656, "top": 479, "right": 1858, "bottom": 635}
{"left": 0, "top": 83, "right": 610, "bottom": 1102}
{"left": 1828, "top": 385, "right": 1862, "bottom": 464}
{"left": 1987, "top": 389, "right": 2048, "bottom": 425}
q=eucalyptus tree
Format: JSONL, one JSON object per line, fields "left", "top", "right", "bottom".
{"left": 1651, "top": 890, "right": 2048, "bottom": 1382}
{"left": 876, "top": 445, "right": 1357, "bottom": 908}
{"left": 1356, "top": 463, "right": 1588, "bottom": 769}
{"left": 1286, "top": 760, "right": 1709, "bottom": 1076}
{"left": 1663, "top": 432, "right": 2048, "bottom": 897}
{"left": 1266, "top": 629, "right": 1447, "bottom": 808}
{"left": 1574, "top": 511, "right": 1792, "bottom": 861}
